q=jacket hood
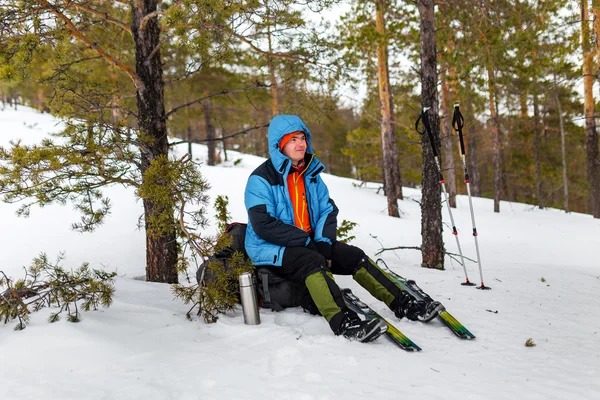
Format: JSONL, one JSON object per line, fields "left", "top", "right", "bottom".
{"left": 268, "top": 115, "right": 314, "bottom": 171}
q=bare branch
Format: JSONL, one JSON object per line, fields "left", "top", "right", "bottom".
{"left": 71, "top": 3, "right": 132, "bottom": 34}
{"left": 165, "top": 82, "right": 272, "bottom": 118}
{"left": 203, "top": 23, "right": 314, "bottom": 64}
{"left": 169, "top": 123, "right": 270, "bottom": 147}
{"left": 147, "top": 34, "right": 171, "bottom": 61}
{"left": 375, "top": 246, "right": 422, "bottom": 255}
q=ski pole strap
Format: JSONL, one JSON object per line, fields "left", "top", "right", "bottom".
{"left": 416, "top": 108, "right": 444, "bottom": 182}
{"left": 415, "top": 108, "right": 439, "bottom": 158}
{"left": 452, "top": 103, "right": 466, "bottom": 156}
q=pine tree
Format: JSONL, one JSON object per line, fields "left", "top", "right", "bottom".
{"left": 585, "top": 0, "right": 600, "bottom": 217}
{"left": 0, "top": 1, "right": 265, "bottom": 283}
{"left": 375, "top": 0, "right": 403, "bottom": 217}
{"left": 418, "top": 0, "right": 444, "bottom": 269}
{"left": 336, "top": 0, "right": 416, "bottom": 210}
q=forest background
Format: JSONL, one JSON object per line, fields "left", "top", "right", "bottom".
{"left": 1, "top": 0, "right": 600, "bottom": 291}
{"left": 2, "top": 0, "right": 596, "bottom": 216}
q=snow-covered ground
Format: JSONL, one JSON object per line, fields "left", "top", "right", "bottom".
{"left": 1, "top": 106, "right": 599, "bottom": 400}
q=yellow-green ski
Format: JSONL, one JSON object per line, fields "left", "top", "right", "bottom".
{"left": 377, "top": 259, "right": 476, "bottom": 340}
{"left": 342, "top": 288, "right": 422, "bottom": 351}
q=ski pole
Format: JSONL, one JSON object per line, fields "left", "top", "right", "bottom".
{"left": 452, "top": 103, "right": 490, "bottom": 290}
{"left": 415, "top": 108, "right": 469, "bottom": 282}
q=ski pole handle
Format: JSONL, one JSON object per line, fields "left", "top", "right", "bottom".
{"left": 452, "top": 103, "right": 466, "bottom": 157}
{"left": 452, "top": 103, "right": 470, "bottom": 182}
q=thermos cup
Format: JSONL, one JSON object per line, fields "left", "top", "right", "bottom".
{"left": 238, "top": 272, "right": 260, "bottom": 325}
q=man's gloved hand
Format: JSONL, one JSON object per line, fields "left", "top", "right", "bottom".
{"left": 306, "top": 239, "right": 332, "bottom": 268}
{"left": 315, "top": 241, "right": 332, "bottom": 259}
{"left": 306, "top": 239, "right": 318, "bottom": 252}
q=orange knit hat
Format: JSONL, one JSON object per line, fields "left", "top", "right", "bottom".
{"left": 279, "top": 131, "right": 305, "bottom": 150}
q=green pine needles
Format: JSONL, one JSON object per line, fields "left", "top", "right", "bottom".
{"left": 337, "top": 219, "right": 358, "bottom": 243}
{"left": 173, "top": 195, "right": 254, "bottom": 323}
{"left": 0, "top": 253, "right": 116, "bottom": 331}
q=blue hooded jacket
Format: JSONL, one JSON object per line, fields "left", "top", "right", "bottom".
{"left": 244, "top": 115, "right": 338, "bottom": 266}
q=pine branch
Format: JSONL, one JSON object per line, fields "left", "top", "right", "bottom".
{"left": 41, "top": 0, "right": 141, "bottom": 89}
{"left": 176, "top": 156, "right": 205, "bottom": 257}
{"left": 1, "top": 255, "right": 116, "bottom": 330}
{"left": 140, "top": 1, "right": 184, "bottom": 31}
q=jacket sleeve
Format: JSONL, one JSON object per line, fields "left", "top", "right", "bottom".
{"left": 313, "top": 176, "right": 338, "bottom": 249}
{"left": 245, "top": 174, "right": 310, "bottom": 247}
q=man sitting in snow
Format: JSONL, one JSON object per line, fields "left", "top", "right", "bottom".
{"left": 244, "top": 115, "right": 427, "bottom": 342}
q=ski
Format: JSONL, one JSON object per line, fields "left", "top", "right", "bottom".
{"left": 342, "top": 288, "right": 422, "bottom": 352}
{"left": 377, "top": 260, "right": 476, "bottom": 340}
{"left": 387, "top": 268, "right": 475, "bottom": 340}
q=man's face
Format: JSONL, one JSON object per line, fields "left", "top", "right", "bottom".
{"left": 281, "top": 132, "right": 307, "bottom": 164}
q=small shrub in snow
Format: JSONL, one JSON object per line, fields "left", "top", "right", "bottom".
{"left": 174, "top": 194, "right": 253, "bottom": 323}
{"left": 0, "top": 253, "right": 116, "bottom": 330}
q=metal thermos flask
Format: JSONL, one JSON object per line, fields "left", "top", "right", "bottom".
{"left": 239, "top": 272, "right": 260, "bottom": 325}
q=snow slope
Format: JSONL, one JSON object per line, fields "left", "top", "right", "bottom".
{"left": 1, "top": 106, "right": 599, "bottom": 400}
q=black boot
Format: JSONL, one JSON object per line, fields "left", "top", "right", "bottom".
{"left": 337, "top": 311, "right": 387, "bottom": 343}
{"left": 391, "top": 291, "right": 428, "bottom": 321}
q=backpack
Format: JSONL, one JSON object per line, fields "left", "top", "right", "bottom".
{"left": 196, "top": 223, "right": 319, "bottom": 314}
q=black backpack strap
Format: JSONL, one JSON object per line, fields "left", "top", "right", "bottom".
{"left": 261, "top": 270, "right": 271, "bottom": 304}
{"left": 259, "top": 269, "right": 284, "bottom": 312}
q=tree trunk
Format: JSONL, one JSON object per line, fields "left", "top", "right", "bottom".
{"left": 533, "top": 94, "right": 544, "bottom": 209}
{"left": 186, "top": 125, "right": 193, "bottom": 157}
{"left": 556, "top": 89, "right": 569, "bottom": 212}
{"left": 463, "top": 79, "right": 481, "bottom": 196}
{"left": 487, "top": 65, "right": 501, "bottom": 213}
{"left": 37, "top": 86, "right": 48, "bottom": 112}
{"left": 418, "top": 0, "right": 444, "bottom": 270}
{"left": 440, "top": 67, "right": 457, "bottom": 208}
{"left": 203, "top": 100, "right": 217, "bottom": 166}
{"left": 375, "top": 0, "right": 401, "bottom": 217}
{"left": 267, "top": 7, "right": 279, "bottom": 118}
{"left": 132, "top": 1, "right": 178, "bottom": 284}
{"left": 110, "top": 69, "right": 122, "bottom": 124}
{"left": 466, "top": 121, "right": 481, "bottom": 196}
{"left": 585, "top": 0, "right": 600, "bottom": 217}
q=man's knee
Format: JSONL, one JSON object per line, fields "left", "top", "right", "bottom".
{"left": 333, "top": 241, "right": 365, "bottom": 261}
{"left": 282, "top": 246, "right": 328, "bottom": 280}
{"left": 298, "top": 251, "right": 327, "bottom": 277}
